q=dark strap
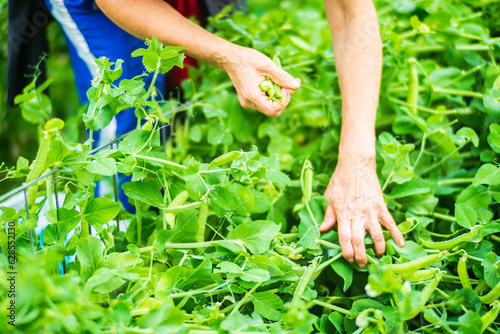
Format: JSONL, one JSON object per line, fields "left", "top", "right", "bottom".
{"left": 7, "top": 0, "right": 53, "bottom": 106}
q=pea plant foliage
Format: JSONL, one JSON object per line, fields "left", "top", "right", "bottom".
{"left": 1, "top": 0, "right": 500, "bottom": 333}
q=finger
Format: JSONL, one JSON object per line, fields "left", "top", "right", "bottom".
{"left": 337, "top": 217, "right": 354, "bottom": 263}
{"left": 320, "top": 204, "right": 336, "bottom": 232}
{"left": 379, "top": 206, "right": 405, "bottom": 247}
{"left": 351, "top": 220, "right": 367, "bottom": 268}
{"left": 265, "top": 66, "right": 301, "bottom": 90}
{"left": 366, "top": 222, "right": 386, "bottom": 258}
{"left": 254, "top": 92, "right": 288, "bottom": 117}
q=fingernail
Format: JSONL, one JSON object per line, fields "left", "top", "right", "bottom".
{"left": 290, "top": 79, "right": 301, "bottom": 89}
{"left": 359, "top": 263, "right": 366, "bottom": 269}
{"left": 346, "top": 258, "right": 354, "bottom": 263}
{"left": 399, "top": 238, "right": 405, "bottom": 247}
{"left": 319, "top": 222, "right": 327, "bottom": 230}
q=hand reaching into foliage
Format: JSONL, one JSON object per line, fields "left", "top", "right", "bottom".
{"left": 321, "top": 0, "right": 406, "bottom": 267}
{"left": 222, "top": 45, "right": 301, "bottom": 117}
{"left": 320, "top": 157, "right": 405, "bottom": 268}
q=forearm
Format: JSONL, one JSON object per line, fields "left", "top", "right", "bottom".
{"left": 324, "top": 0, "right": 382, "bottom": 163}
{"left": 96, "top": 0, "right": 234, "bottom": 70}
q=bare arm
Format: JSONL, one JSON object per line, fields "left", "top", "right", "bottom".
{"left": 320, "top": 0, "right": 405, "bottom": 267}
{"left": 96, "top": 0, "right": 301, "bottom": 116}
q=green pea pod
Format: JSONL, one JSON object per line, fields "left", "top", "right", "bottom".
{"left": 407, "top": 271, "right": 444, "bottom": 319}
{"left": 481, "top": 300, "right": 500, "bottom": 333}
{"left": 401, "top": 268, "right": 438, "bottom": 282}
{"left": 458, "top": 253, "right": 471, "bottom": 290}
{"left": 292, "top": 258, "right": 319, "bottom": 306}
{"left": 207, "top": 151, "right": 243, "bottom": 170}
{"left": 382, "top": 252, "right": 448, "bottom": 274}
{"left": 26, "top": 131, "right": 52, "bottom": 206}
{"left": 479, "top": 280, "right": 500, "bottom": 304}
{"left": 301, "top": 159, "right": 313, "bottom": 202}
{"left": 407, "top": 59, "right": 419, "bottom": 115}
{"left": 165, "top": 191, "right": 190, "bottom": 228}
{"left": 419, "top": 225, "right": 481, "bottom": 250}
{"left": 260, "top": 54, "right": 285, "bottom": 105}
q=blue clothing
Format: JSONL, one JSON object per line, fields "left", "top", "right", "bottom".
{"left": 44, "top": 0, "right": 166, "bottom": 212}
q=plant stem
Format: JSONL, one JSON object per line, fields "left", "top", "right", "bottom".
{"left": 134, "top": 154, "right": 187, "bottom": 171}
{"left": 421, "top": 141, "right": 469, "bottom": 175}
{"left": 407, "top": 44, "right": 490, "bottom": 53}
{"left": 136, "top": 200, "right": 142, "bottom": 244}
{"left": 230, "top": 282, "right": 262, "bottom": 315}
{"left": 430, "top": 212, "right": 457, "bottom": 222}
{"left": 437, "top": 178, "right": 474, "bottom": 186}
{"left": 491, "top": 235, "right": 500, "bottom": 243}
{"left": 317, "top": 239, "right": 341, "bottom": 249}
{"left": 307, "top": 299, "right": 351, "bottom": 316}
{"left": 413, "top": 135, "right": 427, "bottom": 169}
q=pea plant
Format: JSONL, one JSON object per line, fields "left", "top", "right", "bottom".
{"left": 1, "top": 0, "right": 500, "bottom": 333}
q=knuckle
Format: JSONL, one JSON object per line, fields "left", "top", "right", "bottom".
{"left": 338, "top": 232, "right": 350, "bottom": 243}
{"left": 371, "top": 233, "right": 385, "bottom": 243}
{"left": 351, "top": 235, "right": 364, "bottom": 246}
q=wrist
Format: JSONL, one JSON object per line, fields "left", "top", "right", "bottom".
{"left": 211, "top": 42, "right": 240, "bottom": 72}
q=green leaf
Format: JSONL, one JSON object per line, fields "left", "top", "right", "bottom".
{"left": 457, "top": 127, "right": 479, "bottom": 148}
{"left": 131, "top": 36, "right": 185, "bottom": 73}
{"left": 77, "top": 236, "right": 105, "bottom": 280}
{"left": 457, "top": 311, "right": 482, "bottom": 334}
{"left": 473, "top": 164, "right": 500, "bottom": 187}
{"left": 86, "top": 156, "right": 117, "bottom": 176}
{"left": 240, "top": 268, "right": 270, "bottom": 282}
{"left": 118, "top": 129, "right": 160, "bottom": 154}
{"left": 45, "top": 208, "right": 81, "bottom": 231}
{"left": 122, "top": 181, "right": 164, "bottom": 208}
{"left": 215, "top": 262, "right": 243, "bottom": 275}
{"left": 251, "top": 291, "right": 283, "bottom": 321}
{"left": 388, "top": 179, "right": 431, "bottom": 198}
{"left": 350, "top": 299, "right": 384, "bottom": 318}
{"left": 83, "top": 198, "right": 122, "bottom": 227}
{"left": 457, "top": 185, "right": 492, "bottom": 209}
{"left": 488, "top": 123, "right": 500, "bottom": 154}
{"left": 298, "top": 196, "right": 327, "bottom": 248}
{"left": 208, "top": 186, "right": 235, "bottom": 218}
{"left": 228, "top": 220, "right": 281, "bottom": 255}
{"left": 482, "top": 252, "right": 500, "bottom": 288}
{"left": 208, "top": 123, "right": 233, "bottom": 146}
{"left": 455, "top": 203, "right": 477, "bottom": 229}
{"left": 390, "top": 240, "right": 427, "bottom": 261}
{"left": 331, "top": 257, "right": 353, "bottom": 292}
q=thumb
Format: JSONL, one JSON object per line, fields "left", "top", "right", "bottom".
{"left": 267, "top": 66, "right": 301, "bottom": 90}
{"left": 320, "top": 204, "right": 336, "bottom": 232}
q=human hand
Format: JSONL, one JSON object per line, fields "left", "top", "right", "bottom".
{"left": 222, "top": 45, "right": 301, "bottom": 117}
{"left": 319, "top": 158, "right": 405, "bottom": 268}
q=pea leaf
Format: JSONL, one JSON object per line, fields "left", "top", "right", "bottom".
{"left": 251, "top": 291, "right": 283, "bottom": 321}
{"left": 298, "top": 196, "right": 327, "bottom": 248}
{"left": 389, "top": 179, "right": 431, "bottom": 198}
{"left": 488, "top": 123, "right": 500, "bottom": 154}
{"left": 227, "top": 220, "right": 281, "bottom": 255}
{"left": 331, "top": 257, "right": 353, "bottom": 292}
{"left": 457, "top": 185, "right": 492, "bottom": 209}
{"left": 240, "top": 268, "right": 271, "bottom": 282}
{"left": 77, "top": 236, "right": 105, "bottom": 281}
{"left": 86, "top": 156, "right": 117, "bottom": 176}
{"left": 83, "top": 198, "right": 122, "bottom": 227}
{"left": 455, "top": 203, "right": 477, "bottom": 229}
{"left": 473, "top": 164, "right": 500, "bottom": 186}
{"left": 122, "top": 181, "right": 164, "bottom": 208}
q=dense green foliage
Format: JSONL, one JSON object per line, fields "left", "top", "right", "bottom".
{"left": 1, "top": 0, "right": 500, "bottom": 333}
